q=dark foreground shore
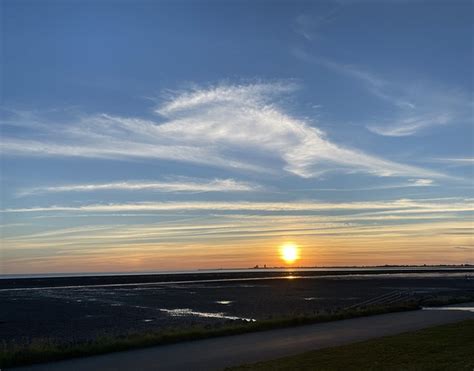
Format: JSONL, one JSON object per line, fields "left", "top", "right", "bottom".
{"left": 11, "top": 311, "right": 474, "bottom": 371}
{"left": 1, "top": 268, "right": 473, "bottom": 346}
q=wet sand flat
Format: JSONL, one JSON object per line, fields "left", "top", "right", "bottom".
{"left": 1, "top": 269, "right": 473, "bottom": 345}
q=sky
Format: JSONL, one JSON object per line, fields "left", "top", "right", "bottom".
{"left": 1, "top": 0, "right": 473, "bottom": 274}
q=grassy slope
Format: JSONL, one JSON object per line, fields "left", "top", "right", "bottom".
{"left": 230, "top": 320, "right": 474, "bottom": 371}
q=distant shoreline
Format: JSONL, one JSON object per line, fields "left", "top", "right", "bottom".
{"left": 1, "top": 266, "right": 473, "bottom": 290}
{"left": 1, "top": 264, "right": 473, "bottom": 280}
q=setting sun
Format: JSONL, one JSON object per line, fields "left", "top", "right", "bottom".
{"left": 280, "top": 243, "right": 300, "bottom": 265}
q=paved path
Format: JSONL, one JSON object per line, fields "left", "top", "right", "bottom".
{"left": 14, "top": 304, "right": 474, "bottom": 371}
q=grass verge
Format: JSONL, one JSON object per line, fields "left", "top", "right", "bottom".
{"left": 228, "top": 319, "right": 474, "bottom": 371}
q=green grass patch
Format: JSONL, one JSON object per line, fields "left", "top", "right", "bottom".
{"left": 229, "top": 320, "right": 474, "bottom": 371}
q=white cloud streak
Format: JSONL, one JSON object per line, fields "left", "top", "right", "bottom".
{"left": 305, "top": 178, "right": 435, "bottom": 192}
{"left": 3, "top": 198, "right": 472, "bottom": 214}
{"left": 18, "top": 178, "right": 260, "bottom": 196}
{"left": 1, "top": 83, "right": 442, "bottom": 178}
{"left": 410, "top": 178, "right": 434, "bottom": 186}
{"left": 435, "top": 158, "right": 474, "bottom": 165}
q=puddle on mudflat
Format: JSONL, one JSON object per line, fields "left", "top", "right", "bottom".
{"left": 423, "top": 306, "right": 474, "bottom": 312}
{"left": 159, "top": 308, "right": 255, "bottom": 322}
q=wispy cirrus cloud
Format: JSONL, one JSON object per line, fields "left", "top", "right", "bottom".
{"left": 4, "top": 208, "right": 472, "bottom": 268}
{"left": 367, "top": 113, "right": 454, "bottom": 137}
{"left": 6, "top": 220, "right": 473, "bottom": 246}
{"left": 18, "top": 178, "right": 261, "bottom": 196}
{"left": 293, "top": 50, "right": 471, "bottom": 137}
{"left": 1, "top": 83, "right": 443, "bottom": 179}
{"left": 306, "top": 178, "right": 435, "bottom": 192}
{"left": 293, "top": 4, "right": 343, "bottom": 42}
{"left": 434, "top": 158, "right": 474, "bottom": 165}
{"left": 4, "top": 198, "right": 473, "bottom": 214}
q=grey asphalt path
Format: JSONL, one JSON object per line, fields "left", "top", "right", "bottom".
{"left": 14, "top": 303, "right": 474, "bottom": 371}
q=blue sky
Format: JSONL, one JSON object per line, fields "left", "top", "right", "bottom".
{"left": 1, "top": 0, "right": 473, "bottom": 274}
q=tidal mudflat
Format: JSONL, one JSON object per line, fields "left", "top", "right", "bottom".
{"left": 1, "top": 269, "right": 473, "bottom": 345}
